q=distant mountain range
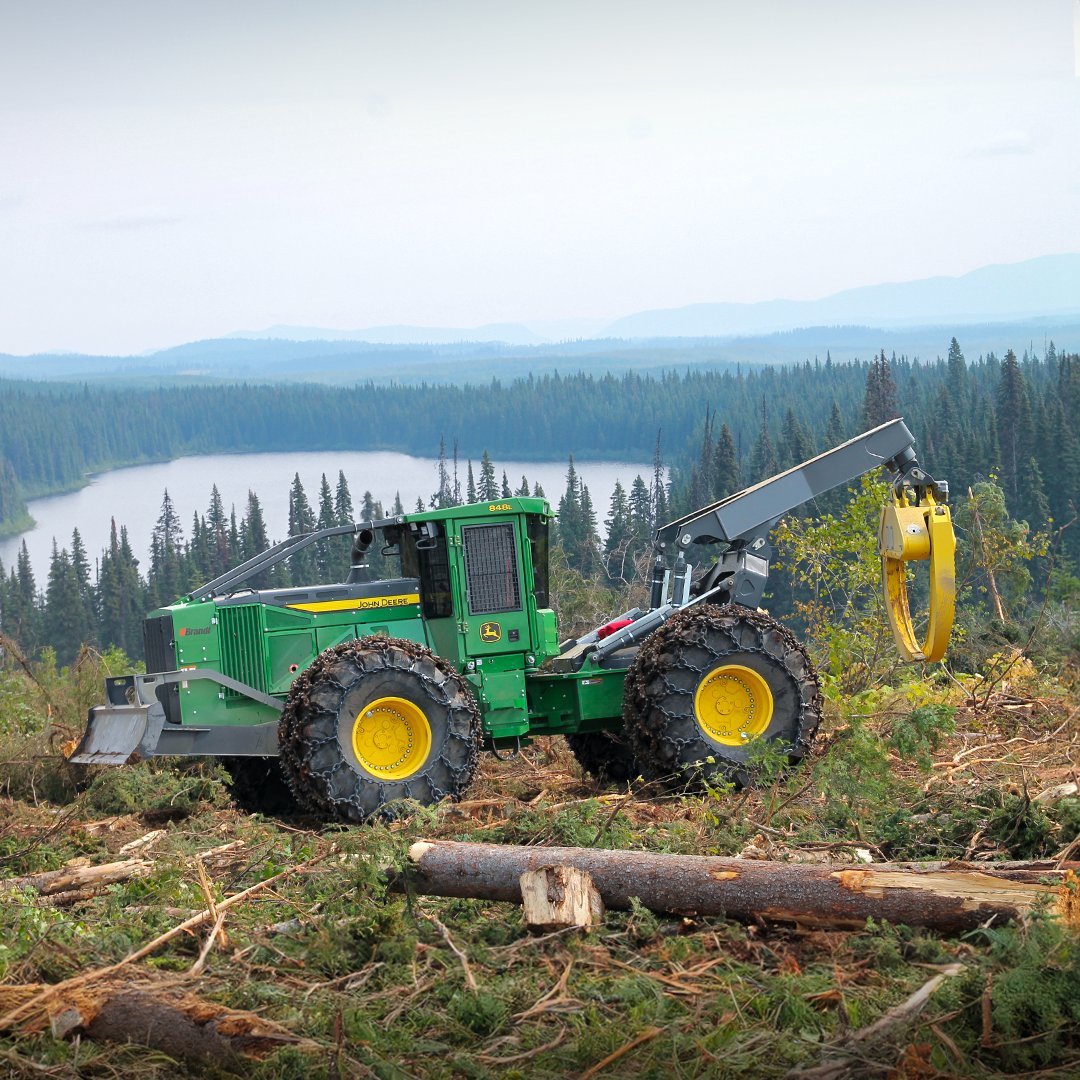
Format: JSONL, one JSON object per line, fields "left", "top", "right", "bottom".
{"left": 228, "top": 254, "right": 1080, "bottom": 345}
{"left": 1, "top": 254, "right": 1077, "bottom": 383}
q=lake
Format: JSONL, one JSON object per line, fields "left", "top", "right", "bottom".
{"left": 0, "top": 451, "right": 651, "bottom": 578}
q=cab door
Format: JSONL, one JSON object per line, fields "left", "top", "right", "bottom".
{"left": 454, "top": 516, "right": 531, "bottom": 658}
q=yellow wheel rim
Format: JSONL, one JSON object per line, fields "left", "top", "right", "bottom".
{"left": 351, "top": 696, "right": 432, "bottom": 780}
{"left": 693, "top": 664, "right": 774, "bottom": 747}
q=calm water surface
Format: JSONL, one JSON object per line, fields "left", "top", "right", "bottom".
{"left": 0, "top": 451, "right": 650, "bottom": 577}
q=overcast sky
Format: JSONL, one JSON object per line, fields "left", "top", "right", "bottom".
{"left": 1, "top": 0, "right": 1078, "bottom": 354}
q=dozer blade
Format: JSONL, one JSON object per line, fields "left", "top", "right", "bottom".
{"left": 66, "top": 704, "right": 153, "bottom": 765}
{"left": 879, "top": 493, "right": 956, "bottom": 663}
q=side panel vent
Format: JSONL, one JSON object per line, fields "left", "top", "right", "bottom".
{"left": 217, "top": 604, "right": 269, "bottom": 698}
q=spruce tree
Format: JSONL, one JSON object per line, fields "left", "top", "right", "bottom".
{"left": 996, "top": 349, "right": 1033, "bottom": 507}
{"left": 651, "top": 430, "right": 667, "bottom": 525}
{"left": 712, "top": 423, "right": 740, "bottom": 499}
{"left": 603, "top": 480, "right": 633, "bottom": 581}
{"left": 44, "top": 542, "right": 84, "bottom": 665}
{"left": 207, "top": 484, "right": 229, "bottom": 577}
{"left": 750, "top": 400, "right": 778, "bottom": 482}
{"left": 780, "top": 408, "right": 811, "bottom": 468}
{"left": 149, "top": 490, "right": 184, "bottom": 607}
{"left": 478, "top": 451, "right": 497, "bottom": 501}
{"left": 334, "top": 470, "right": 354, "bottom": 525}
{"left": 466, "top": 461, "right": 477, "bottom": 504}
{"left": 862, "top": 350, "right": 899, "bottom": 428}
{"left": 316, "top": 473, "right": 339, "bottom": 581}
{"left": 287, "top": 473, "right": 317, "bottom": 585}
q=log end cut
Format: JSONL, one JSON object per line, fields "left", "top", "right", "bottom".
{"left": 520, "top": 865, "right": 604, "bottom": 933}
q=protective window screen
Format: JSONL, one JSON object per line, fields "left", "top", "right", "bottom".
{"left": 463, "top": 523, "right": 522, "bottom": 615}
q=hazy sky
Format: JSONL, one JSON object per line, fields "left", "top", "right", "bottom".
{"left": 1, "top": 0, "right": 1078, "bottom": 354}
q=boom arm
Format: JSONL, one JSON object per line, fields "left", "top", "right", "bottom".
{"left": 653, "top": 418, "right": 946, "bottom": 609}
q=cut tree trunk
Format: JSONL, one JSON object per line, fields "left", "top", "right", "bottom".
{"left": 398, "top": 841, "right": 1080, "bottom": 935}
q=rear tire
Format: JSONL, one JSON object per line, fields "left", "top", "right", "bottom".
{"left": 566, "top": 731, "right": 641, "bottom": 785}
{"left": 278, "top": 637, "right": 481, "bottom": 822}
{"left": 623, "top": 604, "right": 821, "bottom": 789}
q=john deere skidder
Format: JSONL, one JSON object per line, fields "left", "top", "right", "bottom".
{"left": 69, "top": 418, "right": 956, "bottom": 820}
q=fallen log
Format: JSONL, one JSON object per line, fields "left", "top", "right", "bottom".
{"left": 0, "top": 857, "right": 149, "bottom": 898}
{"left": 397, "top": 841, "right": 1080, "bottom": 934}
{"left": 1, "top": 981, "right": 312, "bottom": 1065}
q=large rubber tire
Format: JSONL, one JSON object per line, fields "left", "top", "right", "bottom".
{"left": 623, "top": 604, "right": 822, "bottom": 789}
{"left": 278, "top": 637, "right": 481, "bottom": 822}
{"left": 566, "top": 731, "right": 641, "bottom": 786}
{"left": 220, "top": 757, "right": 300, "bottom": 816}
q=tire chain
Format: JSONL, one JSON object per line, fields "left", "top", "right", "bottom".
{"left": 278, "top": 636, "right": 481, "bottom": 822}
{"left": 623, "top": 603, "right": 823, "bottom": 786}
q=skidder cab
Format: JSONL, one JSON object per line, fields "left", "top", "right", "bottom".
{"left": 70, "top": 419, "right": 957, "bottom": 821}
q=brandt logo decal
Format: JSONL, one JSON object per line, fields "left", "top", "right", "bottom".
{"left": 179, "top": 626, "right": 213, "bottom": 636}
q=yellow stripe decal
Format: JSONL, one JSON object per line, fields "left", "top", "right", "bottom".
{"left": 288, "top": 593, "right": 420, "bottom": 613}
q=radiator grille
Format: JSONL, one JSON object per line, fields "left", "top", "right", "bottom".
{"left": 462, "top": 523, "right": 521, "bottom": 615}
{"left": 217, "top": 605, "right": 269, "bottom": 698}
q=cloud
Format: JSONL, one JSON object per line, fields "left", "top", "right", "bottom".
{"left": 968, "top": 130, "right": 1035, "bottom": 157}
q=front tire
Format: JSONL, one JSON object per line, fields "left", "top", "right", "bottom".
{"left": 623, "top": 605, "right": 821, "bottom": 789}
{"left": 278, "top": 637, "right": 482, "bottom": 822}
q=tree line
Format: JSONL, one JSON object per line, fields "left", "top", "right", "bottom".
{"left": 1, "top": 337, "right": 1077, "bottom": 665}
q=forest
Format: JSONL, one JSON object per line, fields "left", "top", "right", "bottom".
{"left": 0, "top": 337, "right": 1077, "bottom": 667}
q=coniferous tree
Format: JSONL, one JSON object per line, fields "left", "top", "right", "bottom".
{"left": 433, "top": 437, "right": 452, "bottom": 508}
{"left": 604, "top": 480, "right": 638, "bottom": 582}
{"left": 148, "top": 490, "right": 184, "bottom": 607}
{"left": 750, "top": 400, "right": 778, "bottom": 482}
{"left": 577, "top": 484, "right": 602, "bottom": 578}
{"left": 710, "top": 422, "right": 740, "bottom": 501}
{"left": 501, "top": 471, "right": 512, "bottom": 499}
{"left": 207, "top": 484, "right": 229, "bottom": 578}
{"left": 478, "top": 451, "right": 498, "bottom": 501}
{"left": 316, "top": 473, "right": 339, "bottom": 581}
{"left": 44, "top": 542, "right": 84, "bottom": 665}
{"left": 780, "top": 409, "right": 811, "bottom": 468}
{"left": 862, "top": 350, "right": 899, "bottom": 428}
{"left": 287, "top": 473, "right": 317, "bottom": 585}
{"left": 334, "top": 470, "right": 354, "bottom": 525}
{"left": 4, "top": 540, "right": 41, "bottom": 651}
{"left": 98, "top": 519, "right": 143, "bottom": 657}
{"left": 515, "top": 475, "right": 530, "bottom": 497}
{"left": 555, "top": 456, "right": 582, "bottom": 555}
{"left": 996, "top": 349, "right": 1033, "bottom": 507}
{"left": 466, "top": 461, "right": 477, "bottom": 504}
{"left": 69, "top": 527, "right": 96, "bottom": 646}
{"left": 651, "top": 430, "right": 667, "bottom": 525}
